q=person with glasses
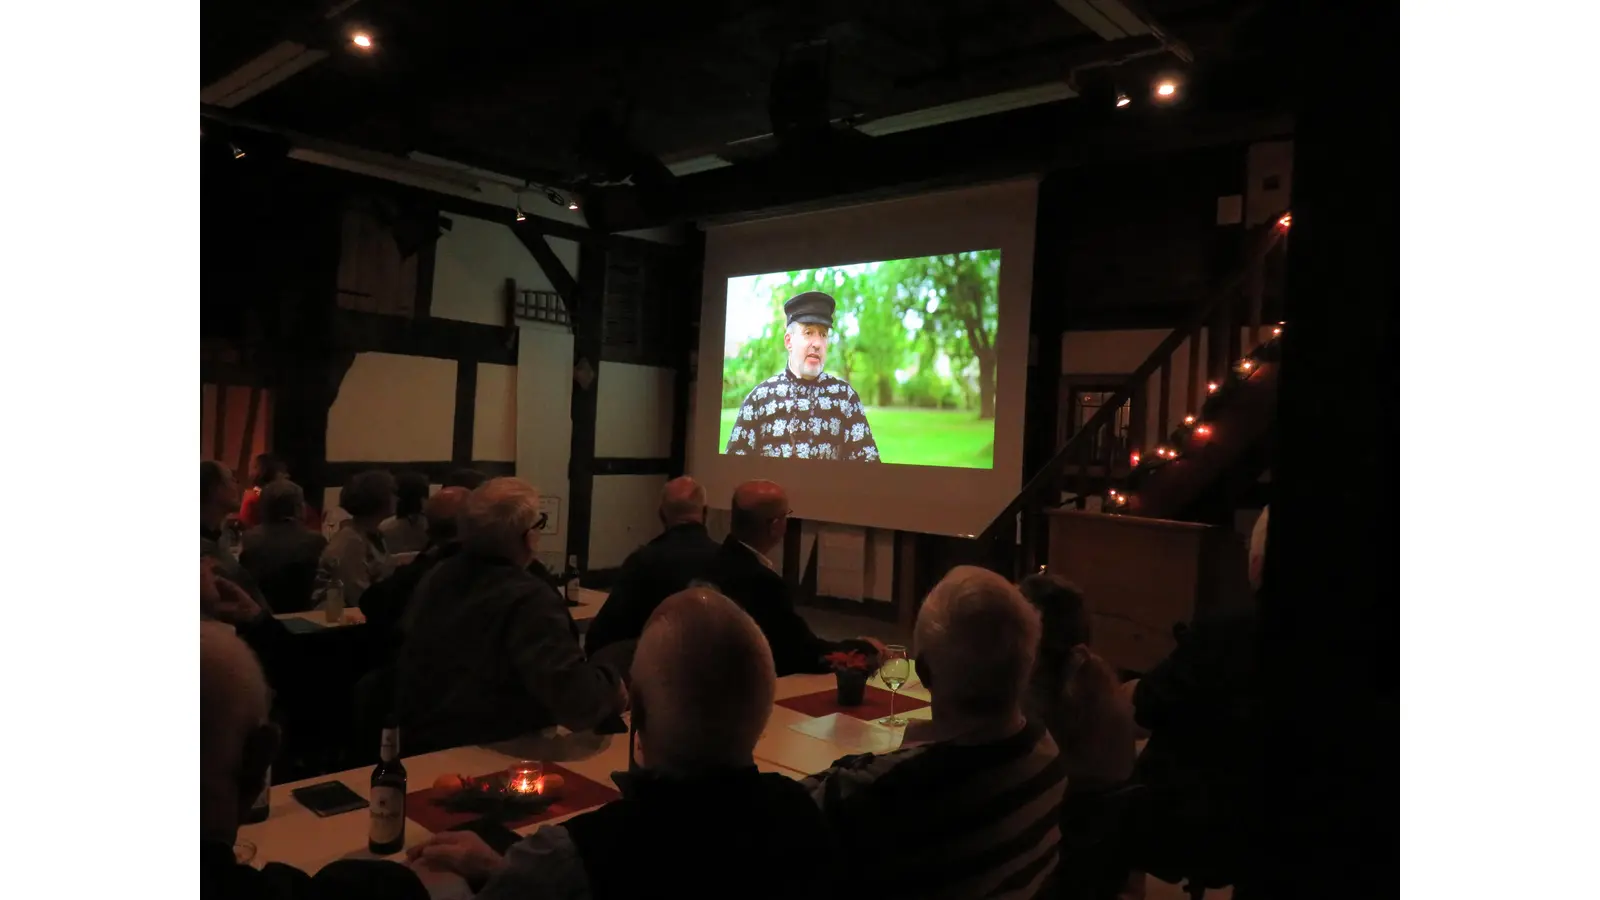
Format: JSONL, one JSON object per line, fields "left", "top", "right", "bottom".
{"left": 394, "top": 477, "right": 628, "bottom": 755}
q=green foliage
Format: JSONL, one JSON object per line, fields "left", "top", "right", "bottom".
{"left": 721, "top": 250, "right": 1002, "bottom": 421}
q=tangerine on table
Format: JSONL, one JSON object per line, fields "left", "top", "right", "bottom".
{"left": 431, "top": 773, "right": 465, "bottom": 793}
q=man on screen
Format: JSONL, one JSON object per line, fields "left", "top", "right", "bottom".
{"left": 726, "top": 291, "right": 881, "bottom": 462}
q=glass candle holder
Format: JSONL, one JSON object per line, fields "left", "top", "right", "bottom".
{"left": 506, "top": 761, "right": 544, "bottom": 796}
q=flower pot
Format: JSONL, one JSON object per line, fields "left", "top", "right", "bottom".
{"left": 835, "top": 671, "right": 868, "bottom": 706}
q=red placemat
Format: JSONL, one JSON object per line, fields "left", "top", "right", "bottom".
{"left": 405, "top": 763, "right": 620, "bottom": 833}
{"left": 776, "top": 686, "right": 930, "bottom": 721}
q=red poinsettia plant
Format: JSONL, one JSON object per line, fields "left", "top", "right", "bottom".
{"left": 824, "top": 650, "right": 873, "bottom": 674}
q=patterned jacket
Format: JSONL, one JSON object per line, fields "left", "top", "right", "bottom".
{"left": 726, "top": 369, "right": 881, "bottom": 462}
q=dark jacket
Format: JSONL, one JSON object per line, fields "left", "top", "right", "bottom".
{"left": 701, "top": 537, "right": 835, "bottom": 676}
{"left": 202, "top": 840, "right": 429, "bottom": 900}
{"left": 1131, "top": 608, "right": 1260, "bottom": 884}
{"left": 584, "top": 522, "right": 720, "bottom": 657}
{"left": 360, "top": 541, "right": 462, "bottom": 659}
{"left": 564, "top": 768, "right": 839, "bottom": 900}
{"left": 394, "top": 552, "right": 625, "bottom": 754}
{"left": 241, "top": 523, "right": 329, "bottom": 614}
{"left": 203, "top": 528, "right": 269, "bottom": 611}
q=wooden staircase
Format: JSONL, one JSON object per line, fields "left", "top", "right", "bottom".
{"left": 975, "top": 212, "right": 1292, "bottom": 671}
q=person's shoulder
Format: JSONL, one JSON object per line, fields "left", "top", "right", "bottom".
{"left": 739, "top": 371, "right": 788, "bottom": 400}
{"left": 804, "top": 746, "right": 928, "bottom": 806}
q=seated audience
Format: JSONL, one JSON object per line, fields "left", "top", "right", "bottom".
{"left": 703, "top": 480, "right": 878, "bottom": 675}
{"left": 394, "top": 477, "right": 627, "bottom": 754}
{"left": 803, "top": 566, "right": 1066, "bottom": 899}
{"left": 1019, "top": 573, "right": 1136, "bottom": 791}
{"left": 362, "top": 486, "right": 470, "bottom": 649}
{"left": 584, "top": 476, "right": 720, "bottom": 657}
{"left": 380, "top": 470, "right": 431, "bottom": 556}
{"left": 241, "top": 480, "right": 328, "bottom": 614}
{"left": 1127, "top": 506, "right": 1269, "bottom": 892}
{"left": 444, "top": 468, "right": 488, "bottom": 490}
{"left": 202, "top": 619, "right": 427, "bottom": 899}
{"left": 406, "top": 588, "right": 837, "bottom": 899}
{"left": 320, "top": 469, "right": 396, "bottom": 608}
{"left": 202, "top": 460, "right": 268, "bottom": 609}
{"left": 236, "top": 453, "right": 288, "bottom": 528}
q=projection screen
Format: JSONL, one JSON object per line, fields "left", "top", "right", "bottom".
{"left": 690, "top": 179, "right": 1038, "bottom": 537}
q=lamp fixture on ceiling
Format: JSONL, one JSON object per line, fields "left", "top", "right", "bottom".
{"left": 231, "top": 143, "right": 247, "bottom": 160}
{"left": 1115, "top": 92, "right": 1131, "bottom": 108}
{"left": 351, "top": 32, "right": 373, "bottom": 49}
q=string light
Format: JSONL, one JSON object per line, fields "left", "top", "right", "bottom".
{"left": 1129, "top": 451, "right": 1141, "bottom": 467}
{"left": 1183, "top": 414, "right": 1197, "bottom": 426}
{"left": 352, "top": 32, "right": 373, "bottom": 49}
{"left": 1272, "top": 324, "right": 1283, "bottom": 337}
{"left": 1207, "top": 381, "right": 1219, "bottom": 394}
{"left": 1193, "top": 424, "right": 1212, "bottom": 437}
{"left": 515, "top": 205, "right": 527, "bottom": 223}
{"left": 1237, "top": 358, "right": 1255, "bottom": 373}
{"left": 1278, "top": 213, "right": 1292, "bottom": 228}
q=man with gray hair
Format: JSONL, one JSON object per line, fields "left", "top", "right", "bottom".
{"left": 406, "top": 588, "right": 837, "bottom": 899}
{"left": 802, "top": 566, "right": 1068, "bottom": 899}
{"left": 395, "top": 477, "right": 627, "bottom": 754}
{"left": 202, "top": 621, "right": 427, "bottom": 899}
{"left": 584, "top": 475, "right": 720, "bottom": 657}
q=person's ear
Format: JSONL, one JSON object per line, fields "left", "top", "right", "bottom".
{"left": 239, "top": 723, "right": 280, "bottom": 807}
{"left": 783, "top": 330, "right": 793, "bottom": 351}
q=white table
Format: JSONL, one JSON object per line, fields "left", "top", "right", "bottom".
{"left": 568, "top": 587, "right": 607, "bottom": 624}
{"left": 242, "top": 718, "right": 805, "bottom": 876}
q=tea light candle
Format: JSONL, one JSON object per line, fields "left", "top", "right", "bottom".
{"left": 507, "top": 761, "right": 544, "bottom": 795}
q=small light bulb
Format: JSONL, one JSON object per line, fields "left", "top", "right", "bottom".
{"left": 1115, "top": 495, "right": 1127, "bottom": 505}
{"left": 1156, "top": 82, "right": 1177, "bottom": 97}
{"left": 1207, "top": 381, "right": 1219, "bottom": 394}
{"left": 1240, "top": 359, "right": 1254, "bottom": 371}
{"left": 1183, "top": 414, "right": 1196, "bottom": 426}
{"left": 1195, "top": 424, "right": 1212, "bottom": 437}
{"left": 567, "top": 200, "right": 580, "bottom": 211}
{"left": 1130, "top": 452, "right": 1141, "bottom": 466}
{"left": 1278, "top": 213, "right": 1292, "bottom": 228}
{"left": 1115, "top": 94, "right": 1130, "bottom": 108}
{"left": 1272, "top": 326, "right": 1283, "bottom": 336}
{"left": 352, "top": 32, "right": 373, "bottom": 48}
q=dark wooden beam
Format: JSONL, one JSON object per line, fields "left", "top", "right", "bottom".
{"left": 605, "top": 103, "right": 1294, "bottom": 231}
{"left": 566, "top": 242, "right": 607, "bottom": 574}
{"left": 452, "top": 360, "right": 478, "bottom": 464}
{"left": 330, "top": 308, "right": 518, "bottom": 365}
{"left": 322, "top": 460, "right": 516, "bottom": 485}
{"left": 512, "top": 229, "right": 586, "bottom": 316}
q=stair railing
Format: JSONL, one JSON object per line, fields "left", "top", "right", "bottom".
{"left": 977, "top": 212, "right": 1291, "bottom": 579}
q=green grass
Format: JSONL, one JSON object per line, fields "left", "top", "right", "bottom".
{"left": 718, "top": 406, "right": 995, "bottom": 469}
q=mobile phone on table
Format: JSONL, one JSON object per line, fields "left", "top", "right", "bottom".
{"left": 291, "top": 781, "right": 369, "bottom": 817}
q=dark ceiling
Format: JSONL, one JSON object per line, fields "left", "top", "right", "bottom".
{"left": 202, "top": 0, "right": 1294, "bottom": 230}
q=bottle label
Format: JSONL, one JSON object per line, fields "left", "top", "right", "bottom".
{"left": 380, "top": 729, "right": 399, "bottom": 762}
{"left": 369, "top": 786, "right": 405, "bottom": 846}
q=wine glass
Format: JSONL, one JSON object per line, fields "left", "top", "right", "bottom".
{"left": 877, "top": 644, "right": 911, "bottom": 727}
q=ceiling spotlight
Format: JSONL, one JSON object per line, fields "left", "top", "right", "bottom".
{"left": 230, "top": 143, "right": 246, "bottom": 160}
{"left": 515, "top": 206, "right": 527, "bottom": 223}
{"left": 351, "top": 32, "right": 373, "bottom": 49}
{"left": 1155, "top": 81, "right": 1177, "bottom": 98}
{"left": 1115, "top": 93, "right": 1131, "bottom": 108}
{"left": 566, "top": 198, "right": 579, "bottom": 211}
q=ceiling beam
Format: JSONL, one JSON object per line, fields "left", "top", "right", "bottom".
{"left": 604, "top": 100, "right": 1294, "bottom": 231}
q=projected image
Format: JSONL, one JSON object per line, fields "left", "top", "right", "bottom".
{"left": 722, "top": 250, "right": 1002, "bottom": 469}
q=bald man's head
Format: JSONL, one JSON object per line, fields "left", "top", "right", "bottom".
{"left": 729, "top": 480, "right": 789, "bottom": 552}
{"left": 659, "top": 476, "right": 707, "bottom": 527}
{"left": 424, "top": 486, "right": 471, "bottom": 545}
{"left": 630, "top": 588, "right": 775, "bottom": 772}
{"left": 201, "top": 621, "right": 278, "bottom": 840}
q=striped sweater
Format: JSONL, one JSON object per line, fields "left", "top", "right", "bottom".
{"left": 803, "top": 718, "right": 1067, "bottom": 899}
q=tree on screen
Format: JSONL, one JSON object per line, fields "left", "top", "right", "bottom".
{"left": 723, "top": 250, "right": 1000, "bottom": 421}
